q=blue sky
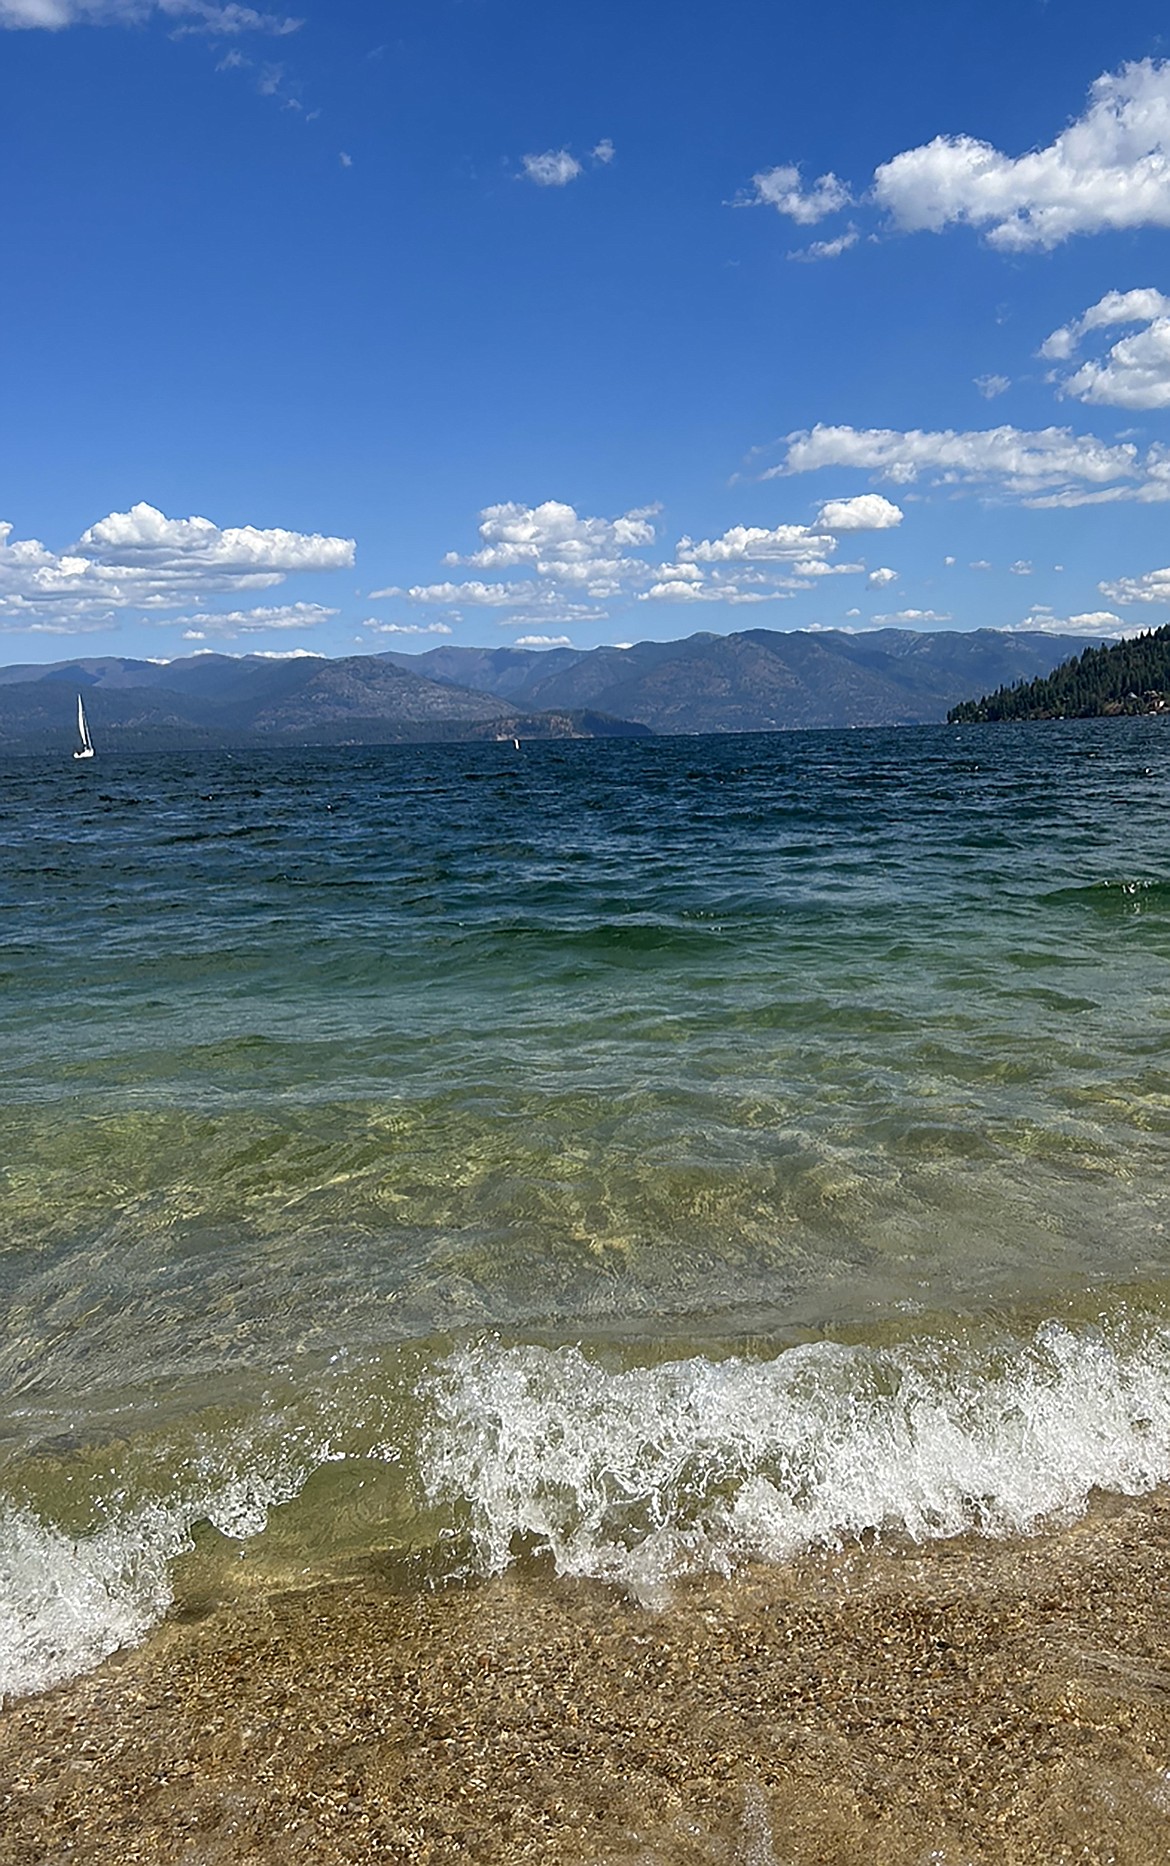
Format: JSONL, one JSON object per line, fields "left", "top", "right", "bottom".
{"left": 5, "top": 0, "right": 1170, "bottom": 661}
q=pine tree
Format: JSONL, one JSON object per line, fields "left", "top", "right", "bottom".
{"left": 947, "top": 627, "right": 1170, "bottom": 722}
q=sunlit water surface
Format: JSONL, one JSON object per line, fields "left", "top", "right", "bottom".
{"left": 2, "top": 721, "right": 1170, "bottom": 1697}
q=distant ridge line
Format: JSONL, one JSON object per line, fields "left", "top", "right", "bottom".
{"left": 0, "top": 626, "right": 1109, "bottom": 750}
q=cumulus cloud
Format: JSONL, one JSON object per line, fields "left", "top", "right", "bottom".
{"left": 678, "top": 520, "right": 835, "bottom": 564}
{"left": 591, "top": 138, "right": 615, "bottom": 165}
{"left": 0, "top": 1, "right": 301, "bottom": 30}
{"left": 77, "top": 502, "right": 353, "bottom": 576}
{"left": 382, "top": 494, "right": 891, "bottom": 628}
{"left": 770, "top": 421, "right": 1158, "bottom": 504}
{"left": 975, "top": 374, "right": 1010, "bottom": 399}
{"left": 1099, "top": 566, "right": 1170, "bottom": 606}
{"left": 639, "top": 577, "right": 789, "bottom": 605}
{"left": 743, "top": 164, "right": 851, "bottom": 223}
{"left": 514, "top": 634, "right": 574, "bottom": 648}
{"left": 0, "top": 503, "right": 353, "bottom": 633}
{"left": 1040, "top": 287, "right": 1170, "bottom": 359}
{"left": 874, "top": 59, "right": 1170, "bottom": 249}
{"left": 815, "top": 493, "right": 903, "bottom": 531}
{"left": 445, "top": 498, "right": 658, "bottom": 596}
{"left": 1009, "top": 609, "right": 1133, "bottom": 637}
{"left": 521, "top": 149, "right": 582, "bottom": 187}
{"left": 657, "top": 516, "right": 866, "bottom": 600}
{"left": 374, "top": 579, "right": 528, "bottom": 608}
{"left": 867, "top": 566, "right": 898, "bottom": 588}
{"left": 1042, "top": 289, "right": 1170, "bottom": 410}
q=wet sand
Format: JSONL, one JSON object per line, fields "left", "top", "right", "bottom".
{"left": 4, "top": 1492, "right": 1170, "bottom": 1864}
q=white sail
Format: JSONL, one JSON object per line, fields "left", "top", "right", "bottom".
{"left": 73, "top": 693, "right": 95, "bottom": 760}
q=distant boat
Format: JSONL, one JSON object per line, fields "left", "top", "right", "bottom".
{"left": 73, "top": 693, "right": 95, "bottom": 760}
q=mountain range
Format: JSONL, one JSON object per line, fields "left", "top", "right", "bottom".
{"left": 0, "top": 627, "right": 1097, "bottom": 752}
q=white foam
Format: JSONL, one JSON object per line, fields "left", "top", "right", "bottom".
{"left": 419, "top": 1322, "right": 1170, "bottom": 1592}
{"left": 0, "top": 1453, "right": 317, "bottom": 1705}
{"left": 0, "top": 1501, "right": 184, "bottom": 1705}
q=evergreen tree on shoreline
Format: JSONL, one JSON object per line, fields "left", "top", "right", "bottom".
{"left": 947, "top": 627, "right": 1170, "bottom": 722}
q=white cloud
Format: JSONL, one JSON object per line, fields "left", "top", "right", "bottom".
{"left": 376, "top": 561, "right": 604, "bottom": 629}
{"left": 975, "top": 374, "right": 1010, "bottom": 399}
{"left": 0, "top": 503, "right": 353, "bottom": 634}
{"left": 1009, "top": 610, "right": 1134, "bottom": 638}
{"left": 236, "top": 647, "right": 323, "bottom": 658}
{"left": 521, "top": 149, "right": 582, "bottom": 187}
{"left": 1042, "top": 289, "right": 1170, "bottom": 411}
{"left": 362, "top": 619, "right": 453, "bottom": 636}
{"left": 639, "top": 577, "right": 786, "bottom": 605}
{"left": 873, "top": 608, "right": 952, "bottom": 624}
{"left": 1066, "top": 610, "right": 1129, "bottom": 633}
{"left": 169, "top": 2, "right": 300, "bottom": 31}
{"left": 591, "top": 138, "right": 615, "bottom": 165}
{"left": 867, "top": 566, "right": 898, "bottom": 588}
{"left": 0, "top": 614, "right": 110, "bottom": 635}
{"left": 772, "top": 421, "right": 1147, "bottom": 503}
{"left": 385, "top": 493, "right": 891, "bottom": 627}
{"left": 1009, "top": 560, "right": 1033, "bottom": 576}
{"left": 1099, "top": 566, "right": 1170, "bottom": 606}
{"left": 815, "top": 493, "right": 903, "bottom": 531}
{"left": 1067, "top": 330, "right": 1170, "bottom": 410}
{"left": 514, "top": 635, "right": 573, "bottom": 648}
{"left": 0, "top": 2, "right": 301, "bottom": 30}
{"left": 789, "top": 228, "right": 858, "bottom": 262}
{"left": 78, "top": 502, "right": 353, "bottom": 576}
{"left": 873, "top": 59, "right": 1170, "bottom": 250}
{"left": 446, "top": 498, "right": 658, "bottom": 596}
{"left": 339, "top": 151, "right": 353, "bottom": 169}
{"left": 166, "top": 601, "right": 336, "bottom": 636}
{"left": 743, "top": 164, "right": 851, "bottom": 223}
{"left": 379, "top": 579, "right": 526, "bottom": 607}
{"left": 678, "top": 520, "right": 835, "bottom": 564}
{"left": 1040, "top": 287, "right": 1170, "bottom": 359}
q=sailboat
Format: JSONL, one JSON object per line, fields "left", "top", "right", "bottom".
{"left": 73, "top": 693, "right": 95, "bottom": 760}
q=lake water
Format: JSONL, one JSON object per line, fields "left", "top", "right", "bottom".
{"left": 3, "top": 721, "right": 1170, "bottom": 1701}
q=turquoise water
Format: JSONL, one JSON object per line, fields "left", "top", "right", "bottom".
{"left": 3, "top": 722, "right": 1170, "bottom": 1693}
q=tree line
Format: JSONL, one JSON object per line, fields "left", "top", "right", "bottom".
{"left": 947, "top": 625, "right": 1170, "bottom": 722}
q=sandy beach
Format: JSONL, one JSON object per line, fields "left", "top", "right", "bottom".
{"left": 4, "top": 1489, "right": 1170, "bottom": 1865}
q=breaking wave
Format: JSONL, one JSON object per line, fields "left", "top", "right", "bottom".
{"left": 419, "top": 1321, "right": 1170, "bottom": 1597}
{"left": 0, "top": 1449, "right": 320, "bottom": 1705}
{"left": 7, "top": 1318, "right": 1170, "bottom": 1701}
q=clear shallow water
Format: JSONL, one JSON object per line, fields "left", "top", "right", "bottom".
{"left": 3, "top": 721, "right": 1170, "bottom": 1697}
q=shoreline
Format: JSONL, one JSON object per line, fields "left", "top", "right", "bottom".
{"left": 4, "top": 1490, "right": 1170, "bottom": 1863}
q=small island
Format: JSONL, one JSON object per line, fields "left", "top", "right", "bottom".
{"left": 948, "top": 624, "right": 1170, "bottom": 722}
